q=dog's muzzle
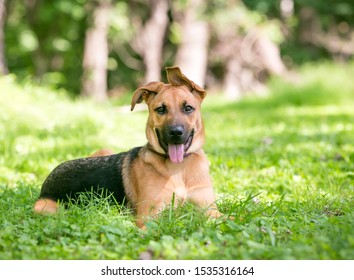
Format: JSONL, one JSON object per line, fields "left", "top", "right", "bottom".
{"left": 156, "top": 125, "right": 194, "bottom": 163}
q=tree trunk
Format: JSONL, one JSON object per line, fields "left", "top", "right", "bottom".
{"left": 81, "top": 1, "right": 110, "bottom": 101}
{"left": 220, "top": 29, "right": 284, "bottom": 99}
{"left": 254, "top": 32, "right": 286, "bottom": 76}
{"left": 174, "top": 0, "right": 209, "bottom": 87}
{"left": 24, "top": 0, "right": 49, "bottom": 79}
{"left": 0, "top": 0, "right": 9, "bottom": 75}
{"left": 223, "top": 56, "right": 242, "bottom": 100}
{"left": 133, "top": 0, "right": 169, "bottom": 83}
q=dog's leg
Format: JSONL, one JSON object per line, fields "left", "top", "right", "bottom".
{"left": 136, "top": 203, "right": 151, "bottom": 229}
{"left": 188, "top": 185, "right": 223, "bottom": 218}
{"left": 136, "top": 201, "right": 168, "bottom": 229}
{"left": 136, "top": 202, "right": 161, "bottom": 229}
{"left": 33, "top": 198, "right": 59, "bottom": 214}
{"left": 135, "top": 189, "right": 179, "bottom": 229}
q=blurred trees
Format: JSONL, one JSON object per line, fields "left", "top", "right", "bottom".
{"left": 173, "top": 0, "right": 209, "bottom": 87}
{"left": 243, "top": 0, "right": 354, "bottom": 63}
{"left": 2, "top": 0, "right": 354, "bottom": 100}
{"left": 81, "top": 0, "right": 111, "bottom": 101}
{"left": 6, "top": 0, "right": 86, "bottom": 90}
{"left": 0, "top": 0, "right": 7, "bottom": 74}
{"left": 208, "top": 0, "right": 286, "bottom": 98}
{"left": 131, "top": 0, "right": 169, "bottom": 83}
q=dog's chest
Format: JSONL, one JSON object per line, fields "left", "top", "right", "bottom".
{"left": 166, "top": 173, "right": 188, "bottom": 201}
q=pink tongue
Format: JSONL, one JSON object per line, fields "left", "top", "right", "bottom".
{"left": 168, "top": 144, "right": 184, "bottom": 163}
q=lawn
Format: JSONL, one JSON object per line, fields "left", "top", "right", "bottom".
{"left": 0, "top": 63, "right": 353, "bottom": 259}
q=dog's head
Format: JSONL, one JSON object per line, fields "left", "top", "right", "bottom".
{"left": 131, "top": 67, "right": 206, "bottom": 163}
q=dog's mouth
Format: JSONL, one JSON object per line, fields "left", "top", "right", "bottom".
{"left": 156, "top": 129, "right": 194, "bottom": 163}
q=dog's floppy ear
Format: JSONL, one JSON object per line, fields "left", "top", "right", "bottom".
{"left": 131, "top": 81, "right": 165, "bottom": 111}
{"left": 166, "top": 67, "right": 206, "bottom": 100}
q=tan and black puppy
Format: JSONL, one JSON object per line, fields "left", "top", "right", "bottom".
{"left": 34, "top": 67, "right": 223, "bottom": 228}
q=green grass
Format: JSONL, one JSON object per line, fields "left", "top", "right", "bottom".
{"left": 0, "top": 62, "right": 353, "bottom": 259}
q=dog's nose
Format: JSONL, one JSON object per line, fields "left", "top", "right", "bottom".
{"left": 169, "top": 125, "right": 184, "bottom": 137}
{"left": 162, "top": 125, "right": 186, "bottom": 144}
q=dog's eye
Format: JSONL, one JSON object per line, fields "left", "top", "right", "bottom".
{"left": 155, "top": 106, "right": 167, "bottom": 115}
{"left": 184, "top": 105, "right": 195, "bottom": 114}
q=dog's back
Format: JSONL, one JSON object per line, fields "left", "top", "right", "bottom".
{"left": 37, "top": 147, "right": 142, "bottom": 208}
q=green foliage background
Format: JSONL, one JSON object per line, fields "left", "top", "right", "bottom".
{"left": 5, "top": 0, "right": 354, "bottom": 93}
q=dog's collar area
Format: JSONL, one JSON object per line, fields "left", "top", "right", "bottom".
{"left": 146, "top": 143, "right": 167, "bottom": 158}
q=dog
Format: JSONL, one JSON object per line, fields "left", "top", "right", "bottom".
{"left": 34, "top": 67, "right": 223, "bottom": 228}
